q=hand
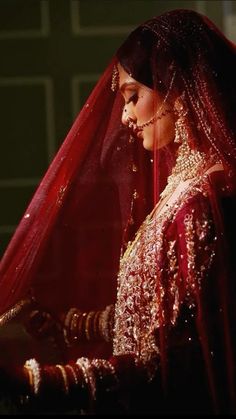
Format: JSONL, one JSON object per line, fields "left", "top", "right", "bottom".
{"left": 22, "top": 306, "right": 62, "bottom": 341}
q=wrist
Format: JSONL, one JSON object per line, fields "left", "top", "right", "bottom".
{"left": 63, "top": 305, "right": 115, "bottom": 346}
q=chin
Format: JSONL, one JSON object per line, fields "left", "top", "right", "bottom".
{"left": 142, "top": 137, "right": 154, "bottom": 151}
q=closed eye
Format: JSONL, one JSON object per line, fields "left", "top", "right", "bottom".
{"left": 126, "top": 92, "right": 138, "bottom": 105}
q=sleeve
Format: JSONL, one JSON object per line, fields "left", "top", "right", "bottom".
{"left": 0, "top": 353, "right": 150, "bottom": 415}
{"left": 174, "top": 193, "right": 217, "bottom": 308}
{"left": 153, "top": 192, "right": 217, "bottom": 336}
{"left": 0, "top": 195, "right": 223, "bottom": 414}
{"left": 160, "top": 193, "right": 221, "bottom": 411}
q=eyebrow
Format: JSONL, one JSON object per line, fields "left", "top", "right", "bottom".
{"left": 119, "top": 82, "right": 137, "bottom": 92}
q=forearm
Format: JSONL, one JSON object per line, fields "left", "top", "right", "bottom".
{"left": 1, "top": 353, "right": 152, "bottom": 414}
{"left": 62, "top": 304, "right": 115, "bottom": 346}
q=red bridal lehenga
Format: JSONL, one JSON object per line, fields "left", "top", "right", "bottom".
{"left": 0, "top": 9, "right": 236, "bottom": 415}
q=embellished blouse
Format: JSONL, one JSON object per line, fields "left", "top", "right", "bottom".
{"left": 113, "top": 173, "right": 218, "bottom": 364}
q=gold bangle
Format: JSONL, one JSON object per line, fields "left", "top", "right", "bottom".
{"left": 64, "top": 308, "right": 77, "bottom": 329}
{"left": 77, "top": 312, "right": 86, "bottom": 339}
{"left": 64, "top": 308, "right": 79, "bottom": 345}
{"left": 93, "top": 311, "right": 101, "bottom": 338}
{"left": 24, "top": 358, "right": 41, "bottom": 395}
{"left": 76, "top": 357, "right": 96, "bottom": 400}
{"left": 65, "top": 364, "right": 78, "bottom": 386}
{"left": 85, "top": 311, "right": 95, "bottom": 341}
{"left": 55, "top": 364, "right": 69, "bottom": 394}
{"left": 71, "top": 312, "right": 80, "bottom": 340}
{"left": 23, "top": 366, "right": 34, "bottom": 389}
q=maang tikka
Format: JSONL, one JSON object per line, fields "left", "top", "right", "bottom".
{"left": 111, "top": 65, "right": 119, "bottom": 92}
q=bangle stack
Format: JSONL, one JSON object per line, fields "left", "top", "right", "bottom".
{"left": 23, "top": 356, "right": 119, "bottom": 407}
{"left": 24, "top": 358, "right": 41, "bottom": 395}
{"left": 63, "top": 304, "right": 114, "bottom": 346}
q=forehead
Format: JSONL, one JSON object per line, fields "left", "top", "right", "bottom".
{"left": 117, "top": 63, "right": 156, "bottom": 99}
{"left": 117, "top": 63, "right": 139, "bottom": 90}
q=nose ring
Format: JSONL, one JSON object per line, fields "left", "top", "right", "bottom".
{"left": 127, "top": 118, "right": 135, "bottom": 129}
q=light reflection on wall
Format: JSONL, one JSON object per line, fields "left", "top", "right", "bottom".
{"left": 223, "top": 0, "right": 236, "bottom": 42}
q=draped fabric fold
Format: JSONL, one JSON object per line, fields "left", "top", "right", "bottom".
{"left": 0, "top": 9, "right": 236, "bottom": 414}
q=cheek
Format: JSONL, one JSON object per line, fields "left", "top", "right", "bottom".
{"left": 136, "top": 96, "right": 157, "bottom": 122}
{"left": 143, "top": 114, "right": 175, "bottom": 149}
{"left": 157, "top": 114, "right": 175, "bottom": 136}
{"left": 157, "top": 115, "right": 176, "bottom": 145}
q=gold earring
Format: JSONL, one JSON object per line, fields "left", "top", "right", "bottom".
{"left": 174, "top": 94, "right": 189, "bottom": 144}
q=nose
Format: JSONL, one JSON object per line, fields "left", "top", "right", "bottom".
{"left": 121, "top": 105, "right": 136, "bottom": 127}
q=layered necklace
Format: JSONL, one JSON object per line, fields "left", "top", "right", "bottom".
{"left": 160, "top": 95, "right": 222, "bottom": 199}
{"left": 160, "top": 142, "right": 216, "bottom": 199}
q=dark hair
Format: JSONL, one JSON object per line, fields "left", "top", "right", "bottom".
{"left": 116, "top": 9, "right": 236, "bottom": 169}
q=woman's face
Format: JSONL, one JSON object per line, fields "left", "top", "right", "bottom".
{"left": 118, "top": 63, "right": 176, "bottom": 151}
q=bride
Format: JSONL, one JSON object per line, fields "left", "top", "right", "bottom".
{"left": 0, "top": 9, "right": 236, "bottom": 414}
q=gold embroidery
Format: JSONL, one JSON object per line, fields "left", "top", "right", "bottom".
{"left": 56, "top": 185, "right": 68, "bottom": 207}
{"left": 166, "top": 240, "right": 179, "bottom": 325}
{"left": 184, "top": 213, "right": 197, "bottom": 292}
{"left": 113, "top": 174, "right": 216, "bottom": 363}
{"left": 184, "top": 207, "right": 215, "bottom": 299}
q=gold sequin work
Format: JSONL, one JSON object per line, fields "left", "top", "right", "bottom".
{"left": 113, "top": 175, "right": 216, "bottom": 363}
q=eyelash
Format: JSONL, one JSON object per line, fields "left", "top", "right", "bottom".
{"left": 126, "top": 93, "right": 138, "bottom": 104}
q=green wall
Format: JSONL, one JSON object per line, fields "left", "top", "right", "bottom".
{"left": 0, "top": 0, "right": 233, "bottom": 257}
